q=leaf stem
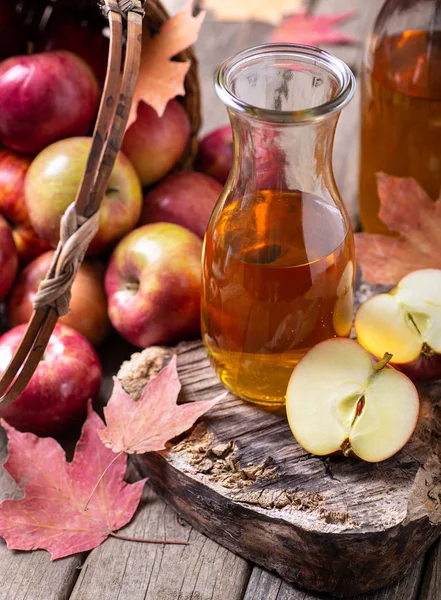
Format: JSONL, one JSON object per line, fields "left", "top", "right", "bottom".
{"left": 84, "top": 451, "right": 124, "bottom": 510}
{"left": 109, "top": 532, "right": 188, "bottom": 546}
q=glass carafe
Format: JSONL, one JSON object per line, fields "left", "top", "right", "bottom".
{"left": 359, "top": 0, "right": 441, "bottom": 234}
{"left": 201, "top": 44, "right": 356, "bottom": 406}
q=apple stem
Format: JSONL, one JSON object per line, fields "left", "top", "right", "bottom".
{"left": 341, "top": 439, "right": 352, "bottom": 457}
{"left": 375, "top": 352, "right": 393, "bottom": 372}
{"left": 109, "top": 532, "right": 189, "bottom": 546}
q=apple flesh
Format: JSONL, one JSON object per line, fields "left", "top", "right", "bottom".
{"left": 195, "top": 125, "right": 233, "bottom": 184}
{"left": 141, "top": 172, "right": 222, "bottom": 239}
{"left": 122, "top": 99, "right": 191, "bottom": 186}
{"left": 0, "top": 323, "right": 102, "bottom": 436}
{"left": 0, "top": 213, "right": 18, "bottom": 300}
{"left": 0, "top": 51, "right": 99, "bottom": 153}
{"left": 105, "top": 223, "right": 202, "bottom": 348}
{"left": 355, "top": 269, "right": 441, "bottom": 382}
{"left": 25, "top": 137, "right": 143, "bottom": 254}
{"left": 286, "top": 338, "right": 419, "bottom": 463}
{"left": 0, "top": 149, "right": 51, "bottom": 263}
{"left": 7, "top": 250, "right": 111, "bottom": 347}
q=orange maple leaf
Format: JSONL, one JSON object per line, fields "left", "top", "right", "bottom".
{"left": 355, "top": 173, "right": 441, "bottom": 285}
{"left": 99, "top": 356, "right": 222, "bottom": 454}
{"left": 127, "top": 1, "right": 205, "bottom": 126}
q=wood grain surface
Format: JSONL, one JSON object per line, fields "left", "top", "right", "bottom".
{"left": 128, "top": 328, "right": 441, "bottom": 596}
{"left": 0, "top": 1, "right": 439, "bottom": 599}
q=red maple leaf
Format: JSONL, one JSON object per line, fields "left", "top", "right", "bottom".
{"left": 127, "top": 0, "right": 205, "bottom": 125}
{"left": 99, "top": 356, "right": 221, "bottom": 454}
{"left": 0, "top": 405, "right": 146, "bottom": 560}
{"left": 271, "top": 11, "right": 358, "bottom": 45}
{"left": 355, "top": 173, "right": 441, "bottom": 285}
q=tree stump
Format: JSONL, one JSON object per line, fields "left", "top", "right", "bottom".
{"left": 118, "top": 283, "right": 441, "bottom": 598}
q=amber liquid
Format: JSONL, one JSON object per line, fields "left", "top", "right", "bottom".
{"left": 359, "top": 30, "right": 441, "bottom": 234}
{"left": 201, "top": 189, "right": 355, "bottom": 405}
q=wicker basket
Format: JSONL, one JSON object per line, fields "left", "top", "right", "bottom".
{"left": 13, "top": 0, "right": 201, "bottom": 167}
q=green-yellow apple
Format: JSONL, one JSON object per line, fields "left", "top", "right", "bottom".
{"left": 7, "top": 250, "right": 111, "bottom": 347}
{"left": 141, "top": 171, "right": 222, "bottom": 239}
{"left": 0, "top": 323, "right": 102, "bottom": 436}
{"left": 0, "top": 213, "right": 18, "bottom": 300}
{"left": 25, "top": 137, "right": 143, "bottom": 254}
{"left": 0, "top": 149, "right": 51, "bottom": 263}
{"left": 0, "top": 51, "right": 99, "bottom": 153}
{"left": 286, "top": 338, "right": 419, "bottom": 463}
{"left": 105, "top": 223, "right": 202, "bottom": 347}
{"left": 122, "top": 99, "right": 191, "bottom": 186}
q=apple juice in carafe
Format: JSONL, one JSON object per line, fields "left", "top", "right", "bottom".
{"left": 202, "top": 189, "right": 354, "bottom": 404}
{"left": 202, "top": 44, "right": 356, "bottom": 406}
{"left": 359, "top": 0, "right": 441, "bottom": 234}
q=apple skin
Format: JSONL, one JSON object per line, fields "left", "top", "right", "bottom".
{"left": 25, "top": 137, "right": 143, "bottom": 254}
{"left": 0, "top": 323, "right": 102, "bottom": 436}
{"left": 122, "top": 99, "right": 191, "bottom": 186}
{"left": 7, "top": 251, "right": 111, "bottom": 347}
{"left": 0, "top": 149, "right": 51, "bottom": 263}
{"left": 105, "top": 223, "right": 202, "bottom": 348}
{"left": 195, "top": 125, "right": 233, "bottom": 184}
{"left": 0, "top": 51, "right": 99, "bottom": 154}
{"left": 36, "top": 19, "right": 109, "bottom": 90}
{"left": 0, "top": 213, "right": 18, "bottom": 300}
{"left": 396, "top": 354, "right": 441, "bottom": 383}
{"left": 141, "top": 172, "right": 222, "bottom": 239}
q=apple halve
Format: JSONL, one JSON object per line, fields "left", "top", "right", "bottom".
{"left": 286, "top": 339, "right": 419, "bottom": 463}
{"left": 355, "top": 269, "right": 441, "bottom": 381}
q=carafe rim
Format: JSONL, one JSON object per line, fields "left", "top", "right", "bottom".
{"left": 215, "top": 43, "right": 356, "bottom": 124}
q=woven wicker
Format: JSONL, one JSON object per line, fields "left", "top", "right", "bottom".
{"left": 14, "top": 0, "right": 201, "bottom": 166}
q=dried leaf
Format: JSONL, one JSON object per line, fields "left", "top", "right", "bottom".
{"left": 0, "top": 405, "right": 146, "bottom": 560}
{"left": 127, "top": 0, "right": 205, "bottom": 123}
{"left": 203, "top": 0, "right": 304, "bottom": 25}
{"left": 100, "top": 356, "right": 221, "bottom": 454}
{"left": 271, "top": 11, "right": 358, "bottom": 45}
{"left": 355, "top": 173, "right": 441, "bottom": 285}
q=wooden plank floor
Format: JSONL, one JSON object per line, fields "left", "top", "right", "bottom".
{"left": 0, "top": 1, "right": 440, "bottom": 598}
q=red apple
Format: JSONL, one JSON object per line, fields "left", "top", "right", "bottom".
{"left": 0, "top": 51, "right": 99, "bottom": 153}
{"left": 122, "top": 99, "right": 191, "bottom": 186}
{"left": 36, "top": 18, "right": 109, "bottom": 90}
{"left": 0, "top": 213, "right": 18, "bottom": 300}
{"left": 25, "top": 137, "right": 143, "bottom": 254}
{"left": 195, "top": 125, "right": 233, "bottom": 184}
{"left": 7, "top": 251, "right": 111, "bottom": 346}
{"left": 195, "top": 125, "right": 286, "bottom": 189}
{"left": 0, "top": 149, "right": 51, "bottom": 263}
{"left": 0, "top": 323, "right": 102, "bottom": 436}
{"left": 105, "top": 223, "right": 202, "bottom": 348}
{"left": 0, "top": 0, "right": 25, "bottom": 60}
{"left": 141, "top": 172, "right": 222, "bottom": 239}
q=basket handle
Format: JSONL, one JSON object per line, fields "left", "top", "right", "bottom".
{"left": 0, "top": 0, "right": 145, "bottom": 407}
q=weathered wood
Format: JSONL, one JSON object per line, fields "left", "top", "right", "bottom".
{"left": 244, "top": 556, "right": 425, "bottom": 600}
{"left": 418, "top": 540, "right": 441, "bottom": 600}
{"left": 69, "top": 478, "right": 251, "bottom": 600}
{"left": 121, "top": 283, "right": 441, "bottom": 598}
{"left": 0, "top": 429, "right": 82, "bottom": 600}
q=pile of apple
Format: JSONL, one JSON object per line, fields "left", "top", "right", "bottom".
{"left": 0, "top": 9, "right": 232, "bottom": 437}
